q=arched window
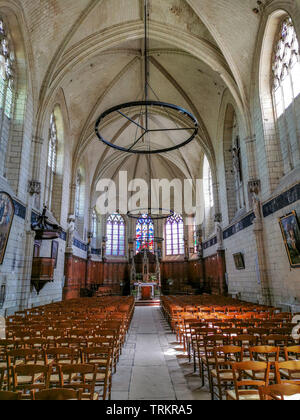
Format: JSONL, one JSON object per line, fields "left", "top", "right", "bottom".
{"left": 203, "top": 156, "right": 214, "bottom": 209}
{"left": 45, "top": 112, "right": 58, "bottom": 210}
{"left": 92, "top": 209, "right": 97, "bottom": 239}
{"left": 106, "top": 213, "right": 125, "bottom": 257}
{"left": 165, "top": 213, "right": 184, "bottom": 256}
{"left": 0, "top": 18, "right": 15, "bottom": 176}
{"left": 136, "top": 214, "right": 154, "bottom": 253}
{"left": 272, "top": 16, "right": 300, "bottom": 172}
{"left": 273, "top": 17, "right": 300, "bottom": 117}
{"left": 0, "top": 18, "right": 14, "bottom": 120}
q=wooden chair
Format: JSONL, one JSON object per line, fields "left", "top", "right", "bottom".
{"left": 58, "top": 364, "right": 98, "bottom": 400}
{"left": 211, "top": 346, "right": 243, "bottom": 400}
{"left": 284, "top": 346, "right": 300, "bottom": 361}
{"left": 259, "top": 384, "right": 300, "bottom": 400}
{"left": 45, "top": 348, "right": 79, "bottom": 387}
{"left": 11, "top": 365, "right": 50, "bottom": 399}
{"left": 32, "top": 388, "right": 82, "bottom": 400}
{"left": 249, "top": 346, "right": 280, "bottom": 381}
{"left": 45, "top": 347, "right": 79, "bottom": 365}
{"left": 275, "top": 361, "right": 300, "bottom": 385}
{"left": 7, "top": 348, "right": 45, "bottom": 368}
{"left": 233, "top": 335, "right": 258, "bottom": 360}
{"left": 200, "top": 335, "right": 229, "bottom": 388}
{"left": 80, "top": 347, "right": 112, "bottom": 400}
{"left": 0, "top": 390, "right": 22, "bottom": 400}
{"left": 227, "top": 361, "right": 270, "bottom": 400}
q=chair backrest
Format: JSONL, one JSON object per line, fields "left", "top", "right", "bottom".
{"left": 233, "top": 335, "right": 258, "bottom": 347}
{"left": 214, "top": 346, "right": 243, "bottom": 368}
{"left": 7, "top": 348, "right": 44, "bottom": 367}
{"left": 32, "top": 388, "right": 82, "bottom": 401}
{"left": 259, "top": 384, "right": 300, "bottom": 400}
{"left": 59, "top": 363, "right": 97, "bottom": 391}
{"left": 275, "top": 361, "right": 300, "bottom": 385}
{"left": 81, "top": 347, "right": 112, "bottom": 369}
{"left": 12, "top": 364, "right": 50, "bottom": 393}
{"left": 231, "top": 361, "right": 270, "bottom": 400}
{"left": 0, "top": 391, "right": 22, "bottom": 400}
{"left": 45, "top": 347, "right": 77, "bottom": 365}
{"left": 250, "top": 346, "right": 280, "bottom": 362}
{"left": 284, "top": 346, "right": 300, "bottom": 361}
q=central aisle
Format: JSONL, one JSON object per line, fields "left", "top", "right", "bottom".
{"left": 111, "top": 306, "right": 210, "bottom": 401}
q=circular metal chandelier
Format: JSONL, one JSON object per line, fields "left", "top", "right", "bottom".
{"left": 95, "top": 101, "right": 198, "bottom": 155}
{"left": 127, "top": 208, "right": 174, "bottom": 220}
{"left": 95, "top": 0, "right": 198, "bottom": 155}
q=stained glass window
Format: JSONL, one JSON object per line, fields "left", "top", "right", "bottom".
{"left": 0, "top": 18, "right": 14, "bottom": 119}
{"left": 165, "top": 213, "right": 184, "bottom": 256}
{"left": 273, "top": 17, "right": 300, "bottom": 118}
{"left": 136, "top": 214, "right": 154, "bottom": 253}
{"left": 45, "top": 112, "right": 58, "bottom": 210}
{"left": 106, "top": 213, "right": 125, "bottom": 257}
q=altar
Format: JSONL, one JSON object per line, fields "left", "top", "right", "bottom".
{"left": 134, "top": 283, "right": 158, "bottom": 300}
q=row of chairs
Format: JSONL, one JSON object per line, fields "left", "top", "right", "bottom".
{"left": 162, "top": 295, "right": 300, "bottom": 400}
{"left": 0, "top": 296, "right": 135, "bottom": 400}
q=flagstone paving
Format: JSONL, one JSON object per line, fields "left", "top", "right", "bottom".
{"left": 111, "top": 306, "right": 210, "bottom": 401}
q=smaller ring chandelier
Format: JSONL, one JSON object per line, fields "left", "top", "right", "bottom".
{"left": 127, "top": 208, "right": 174, "bottom": 220}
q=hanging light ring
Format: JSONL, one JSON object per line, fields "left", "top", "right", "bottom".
{"left": 127, "top": 208, "right": 174, "bottom": 220}
{"left": 95, "top": 101, "right": 198, "bottom": 154}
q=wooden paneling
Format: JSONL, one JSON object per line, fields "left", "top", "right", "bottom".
{"left": 204, "top": 251, "right": 227, "bottom": 295}
{"left": 63, "top": 255, "right": 87, "bottom": 300}
{"left": 161, "top": 260, "right": 205, "bottom": 293}
{"left": 204, "top": 254, "right": 219, "bottom": 294}
{"left": 63, "top": 257, "right": 130, "bottom": 300}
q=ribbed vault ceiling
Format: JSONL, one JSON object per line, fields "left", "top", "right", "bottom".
{"left": 19, "top": 0, "right": 263, "bottom": 186}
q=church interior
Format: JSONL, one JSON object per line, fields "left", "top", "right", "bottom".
{"left": 0, "top": 0, "right": 300, "bottom": 402}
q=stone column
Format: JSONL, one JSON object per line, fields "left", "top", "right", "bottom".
{"left": 250, "top": 183, "right": 271, "bottom": 306}
{"left": 214, "top": 213, "right": 227, "bottom": 296}
{"left": 253, "top": 216, "right": 271, "bottom": 306}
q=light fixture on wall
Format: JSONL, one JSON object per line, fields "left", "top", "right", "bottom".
{"left": 95, "top": 0, "right": 198, "bottom": 155}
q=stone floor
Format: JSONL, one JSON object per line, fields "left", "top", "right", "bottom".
{"left": 111, "top": 306, "right": 211, "bottom": 401}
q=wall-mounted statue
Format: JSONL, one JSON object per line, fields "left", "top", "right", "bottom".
{"left": 66, "top": 214, "right": 75, "bottom": 251}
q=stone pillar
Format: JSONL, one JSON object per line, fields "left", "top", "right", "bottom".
{"left": 250, "top": 183, "right": 271, "bottom": 306}
{"left": 214, "top": 213, "right": 227, "bottom": 296}
{"left": 253, "top": 217, "right": 271, "bottom": 306}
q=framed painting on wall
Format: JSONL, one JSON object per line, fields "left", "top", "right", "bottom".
{"left": 279, "top": 211, "right": 300, "bottom": 268}
{"left": 0, "top": 192, "right": 15, "bottom": 265}
{"left": 51, "top": 241, "right": 59, "bottom": 269}
{"left": 233, "top": 253, "right": 245, "bottom": 270}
